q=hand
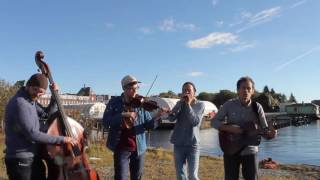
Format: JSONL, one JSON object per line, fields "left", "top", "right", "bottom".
{"left": 181, "top": 93, "right": 193, "bottom": 105}
{"left": 155, "top": 107, "right": 170, "bottom": 119}
{"left": 122, "top": 117, "right": 134, "bottom": 129}
{"left": 63, "top": 137, "right": 77, "bottom": 146}
{"left": 50, "top": 83, "right": 59, "bottom": 91}
{"left": 122, "top": 112, "right": 137, "bottom": 120}
{"left": 264, "top": 128, "right": 277, "bottom": 140}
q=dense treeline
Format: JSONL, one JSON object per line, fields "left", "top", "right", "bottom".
{"left": 0, "top": 79, "right": 21, "bottom": 131}
{"left": 158, "top": 85, "right": 297, "bottom": 112}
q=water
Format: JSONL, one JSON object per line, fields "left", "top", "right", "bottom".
{"left": 147, "top": 121, "right": 320, "bottom": 165}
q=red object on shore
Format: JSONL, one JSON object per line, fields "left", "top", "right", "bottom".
{"left": 259, "top": 157, "right": 278, "bottom": 169}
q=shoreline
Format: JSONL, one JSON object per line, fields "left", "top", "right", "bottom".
{"left": 87, "top": 143, "right": 320, "bottom": 180}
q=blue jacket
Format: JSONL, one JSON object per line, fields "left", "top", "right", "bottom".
{"left": 5, "top": 87, "right": 64, "bottom": 158}
{"left": 102, "top": 95, "right": 158, "bottom": 155}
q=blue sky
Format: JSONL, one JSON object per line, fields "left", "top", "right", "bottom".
{"left": 0, "top": 0, "right": 319, "bottom": 102}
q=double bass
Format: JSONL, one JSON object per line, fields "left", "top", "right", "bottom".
{"left": 35, "top": 51, "right": 99, "bottom": 180}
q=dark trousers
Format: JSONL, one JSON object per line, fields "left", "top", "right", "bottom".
{"left": 223, "top": 153, "right": 258, "bottom": 180}
{"left": 114, "top": 150, "right": 145, "bottom": 180}
{"left": 5, "top": 156, "right": 46, "bottom": 180}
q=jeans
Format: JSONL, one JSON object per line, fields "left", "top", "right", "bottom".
{"left": 223, "top": 153, "right": 258, "bottom": 180}
{"left": 5, "top": 156, "right": 47, "bottom": 180}
{"left": 114, "top": 150, "right": 145, "bottom": 180}
{"left": 173, "top": 145, "right": 200, "bottom": 180}
{"left": 5, "top": 157, "right": 33, "bottom": 180}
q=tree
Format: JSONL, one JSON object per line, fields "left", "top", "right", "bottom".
{"left": 288, "top": 93, "right": 297, "bottom": 103}
{"left": 263, "top": 85, "right": 270, "bottom": 93}
{"left": 197, "top": 92, "right": 214, "bottom": 102}
{"left": 254, "top": 93, "right": 273, "bottom": 112}
{"left": 0, "top": 79, "right": 19, "bottom": 131}
{"left": 280, "top": 94, "right": 287, "bottom": 103}
{"left": 158, "top": 90, "right": 179, "bottom": 98}
{"left": 212, "top": 90, "right": 237, "bottom": 108}
{"left": 270, "top": 88, "right": 275, "bottom": 95}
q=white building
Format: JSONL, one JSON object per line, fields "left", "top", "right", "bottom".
{"left": 148, "top": 97, "right": 217, "bottom": 119}
{"left": 64, "top": 102, "right": 106, "bottom": 119}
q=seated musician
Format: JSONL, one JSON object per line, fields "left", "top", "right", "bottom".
{"left": 211, "top": 76, "right": 276, "bottom": 180}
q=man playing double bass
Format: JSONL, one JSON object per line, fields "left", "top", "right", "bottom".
{"left": 4, "top": 73, "right": 77, "bottom": 180}
{"left": 211, "top": 76, "right": 276, "bottom": 180}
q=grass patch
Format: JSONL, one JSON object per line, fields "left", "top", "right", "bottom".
{"left": 0, "top": 135, "right": 319, "bottom": 179}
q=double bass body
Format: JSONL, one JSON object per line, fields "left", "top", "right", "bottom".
{"left": 45, "top": 116, "right": 98, "bottom": 180}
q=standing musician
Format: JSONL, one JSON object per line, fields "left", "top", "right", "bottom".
{"left": 4, "top": 73, "right": 77, "bottom": 180}
{"left": 102, "top": 75, "right": 167, "bottom": 180}
{"left": 211, "top": 77, "right": 276, "bottom": 180}
{"left": 167, "top": 82, "right": 205, "bottom": 180}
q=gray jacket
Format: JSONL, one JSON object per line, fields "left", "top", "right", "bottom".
{"left": 168, "top": 100, "right": 205, "bottom": 146}
{"left": 211, "top": 98, "right": 268, "bottom": 155}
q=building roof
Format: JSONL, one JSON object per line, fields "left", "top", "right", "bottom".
{"left": 77, "top": 86, "right": 96, "bottom": 96}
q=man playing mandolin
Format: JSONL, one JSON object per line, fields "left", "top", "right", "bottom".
{"left": 211, "top": 76, "right": 276, "bottom": 180}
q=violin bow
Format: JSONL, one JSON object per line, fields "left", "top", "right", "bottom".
{"left": 145, "top": 74, "right": 158, "bottom": 97}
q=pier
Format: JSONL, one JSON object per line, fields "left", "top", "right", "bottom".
{"left": 265, "top": 112, "right": 315, "bottom": 129}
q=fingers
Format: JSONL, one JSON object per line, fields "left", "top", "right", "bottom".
{"left": 160, "top": 107, "right": 170, "bottom": 113}
{"left": 122, "top": 117, "right": 134, "bottom": 129}
{"left": 50, "top": 83, "right": 59, "bottom": 91}
{"left": 131, "top": 112, "right": 137, "bottom": 119}
{"left": 121, "top": 112, "right": 137, "bottom": 119}
{"left": 63, "top": 137, "right": 77, "bottom": 146}
{"left": 183, "top": 94, "right": 193, "bottom": 105}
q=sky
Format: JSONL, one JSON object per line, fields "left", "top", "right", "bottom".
{"left": 0, "top": 0, "right": 319, "bottom": 103}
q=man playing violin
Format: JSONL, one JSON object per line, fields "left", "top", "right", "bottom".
{"left": 102, "top": 75, "right": 166, "bottom": 180}
{"left": 4, "top": 73, "right": 77, "bottom": 180}
{"left": 211, "top": 76, "right": 276, "bottom": 180}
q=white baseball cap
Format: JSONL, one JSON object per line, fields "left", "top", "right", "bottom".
{"left": 121, "top": 75, "right": 141, "bottom": 89}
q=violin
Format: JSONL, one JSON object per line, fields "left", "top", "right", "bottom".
{"left": 128, "top": 95, "right": 159, "bottom": 111}
{"left": 122, "top": 95, "right": 162, "bottom": 129}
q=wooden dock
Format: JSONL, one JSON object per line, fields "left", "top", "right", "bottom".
{"left": 265, "top": 112, "right": 315, "bottom": 129}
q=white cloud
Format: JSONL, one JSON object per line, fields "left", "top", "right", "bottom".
{"left": 233, "top": 6, "right": 282, "bottom": 33}
{"left": 187, "top": 71, "right": 204, "bottom": 77}
{"left": 159, "top": 18, "right": 197, "bottom": 32}
{"left": 290, "top": 0, "right": 307, "bottom": 8}
{"left": 139, "top": 27, "right": 153, "bottom": 34}
{"left": 229, "top": 42, "right": 255, "bottom": 52}
{"left": 159, "top": 18, "right": 176, "bottom": 31}
{"left": 186, "top": 32, "right": 238, "bottom": 49}
{"left": 274, "top": 46, "right": 320, "bottom": 72}
{"left": 249, "top": 6, "right": 281, "bottom": 24}
{"left": 212, "top": 0, "right": 219, "bottom": 7}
